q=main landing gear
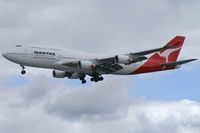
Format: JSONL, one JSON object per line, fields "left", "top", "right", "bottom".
{"left": 90, "top": 76, "right": 104, "bottom": 82}
{"left": 79, "top": 75, "right": 86, "bottom": 84}
{"left": 79, "top": 74, "right": 104, "bottom": 84}
{"left": 20, "top": 65, "right": 26, "bottom": 75}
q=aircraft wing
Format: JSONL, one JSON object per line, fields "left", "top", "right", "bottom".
{"left": 57, "top": 58, "right": 123, "bottom": 74}
{"left": 94, "top": 58, "right": 123, "bottom": 74}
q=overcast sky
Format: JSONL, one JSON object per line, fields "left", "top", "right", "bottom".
{"left": 0, "top": 0, "right": 200, "bottom": 133}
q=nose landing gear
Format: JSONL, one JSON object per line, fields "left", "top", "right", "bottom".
{"left": 20, "top": 65, "right": 26, "bottom": 75}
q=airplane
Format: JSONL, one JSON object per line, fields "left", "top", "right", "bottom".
{"left": 2, "top": 36, "right": 197, "bottom": 84}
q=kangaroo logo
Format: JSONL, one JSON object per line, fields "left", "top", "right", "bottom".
{"left": 157, "top": 46, "right": 182, "bottom": 63}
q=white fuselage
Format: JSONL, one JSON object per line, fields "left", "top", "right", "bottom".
{"left": 3, "top": 45, "right": 145, "bottom": 75}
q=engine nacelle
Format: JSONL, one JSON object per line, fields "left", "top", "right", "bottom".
{"left": 68, "top": 73, "right": 81, "bottom": 79}
{"left": 78, "top": 61, "right": 95, "bottom": 70}
{"left": 52, "top": 70, "right": 81, "bottom": 79}
{"left": 115, "top": 55, "right": 131, "bottom": 64}
{"left": 52, "top": 70, "right": 67, "bottom": 78}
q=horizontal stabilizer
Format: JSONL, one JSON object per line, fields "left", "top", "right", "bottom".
{"left": 160, "top": 59, "right": 197, "bottom": 67}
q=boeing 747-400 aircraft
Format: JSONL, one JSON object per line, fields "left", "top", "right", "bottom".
{"left": 2, "top": 36, "right": 197, "bottom": 84}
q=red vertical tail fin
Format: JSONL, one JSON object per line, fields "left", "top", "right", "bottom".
{"left": 150, "top": 36, "right": 185, "bottom": 64}
{"left": 131, "top": 36, "right": 185, "bottom": 74}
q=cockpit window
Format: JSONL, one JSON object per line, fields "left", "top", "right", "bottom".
{"left": 16, "top": 45, "right": 22, "bottom": 47}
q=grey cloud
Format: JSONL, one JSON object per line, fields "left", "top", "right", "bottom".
{"left": 3, "top": 73, "right": 132, "bottom": 119}
{"left": 20, "top": 74, "right": 54, "bottom": 104}
{"left": 1, "top": 93, "right": 200, "bottom": 133}
{"left": 45, "top": 77, "right": 132, "bottom": 120}
{"left": 0, "top": 70, "right": 199, "bottom": 133}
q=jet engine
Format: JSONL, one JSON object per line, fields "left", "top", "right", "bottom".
{"left": 78, "top": 61, "right": 95, "bottom": 70}
{"left": 53, "top": 70, "right": 81, "bottom": 79}
{"left": 115, "top": 55, "right": 131, "bottom": 64}
{"left": 52, "top": 70, "right": 67, "bottom": 78}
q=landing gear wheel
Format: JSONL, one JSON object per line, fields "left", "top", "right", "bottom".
{"left": 94, "top": 78, "right": 99, "bottom": 82}
{"left": 81, "top": 80, "right": 86, "bottom": 84}
{"left": 80, "top": 77, "right": 84, "bottom": 80}
{"left": 90, "top": 76, "right": 104, "bottom": 82}
{"left": 20, "top": 65, "right": 26, "bottom": 75}
{"left": 21, "top": 70, "right": 26, "bottom": 75}
{"left": 99, "top": 77, "right": 104, "bottom": 81}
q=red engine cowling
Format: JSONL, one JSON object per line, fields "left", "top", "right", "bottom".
{"left": 115, "top": 55, "right": 131, "bottom": 64}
